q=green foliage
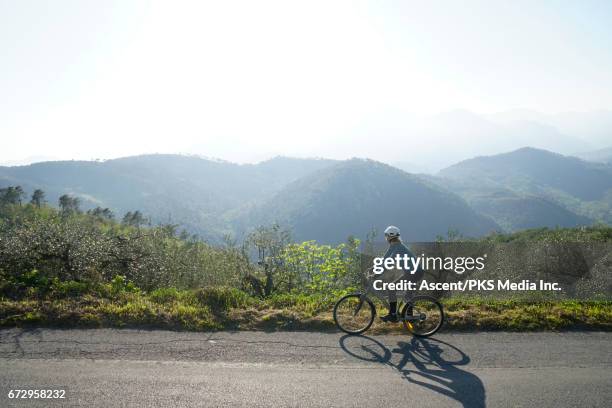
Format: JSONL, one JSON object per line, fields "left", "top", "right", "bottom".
{"left": 58, "top": 194, "right": 81, "bottom": 216}
{"left": 442, "top": 296, "right": 612, "bottom": 331}
{"left": 87, "top": 207, "right": 114, "bottom": 220}
{"left": 281, "top": 239, "right": 360, "bottom": 294}
{"left": 110, "top": 275, "right": 140, "bottom": 295}
{"left": 1, "top": 193, "right": 611, "bottom": 333}
{"left": 0, "top": 203, "right": 245, "bottom": 291}
{"left": 264, "top": 289, "right": 352, "bottom": 316}
{"left": 194, "top": 287, "right": 253, "bottom": 312}
{"left": 0, "top": 186, "right": 25, "bottom": 206}
{"left": 50, "top": 279, "right": 92, "bottom": 298}
{"left": 149, "top": 287, "right": 184, "bottom": 304}
{"left": 0, "top": 291, "right": 610, "bottom": 331}
{"left": 30, "top": 189, "right": 45, "bottom": 208}
{"left": 19, "top": 269, "right": 49, "bottom": 289}
{"left": 0, "top": 269, "right": 53, "bottom": 299}
{"left": 245, "top": 224, "right": 291, "bottom": 297}
{"left": 122, "top": 210, "right": 148, "bottom": 227}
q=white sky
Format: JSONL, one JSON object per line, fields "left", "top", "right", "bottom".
{"left": 1, "top": 0, "right": 612, "bottom": 164}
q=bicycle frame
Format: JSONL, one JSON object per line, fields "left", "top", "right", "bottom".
{"left": 353, "top": 285, "right": 425, "bottom": 323}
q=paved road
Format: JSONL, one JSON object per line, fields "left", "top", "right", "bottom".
{"left": 0, "top": 329, "right": 610, "bottom": 407}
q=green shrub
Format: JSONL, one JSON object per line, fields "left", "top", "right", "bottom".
{"left": 149, "top": 287, "right": 183, "bottom": 304}
{"left": 264, "top": 290, "right": 346, "bottom": 315}
{"left": 110, "top": 275, "right": 140, "bottom": 295}
{"left": 0, "top": 269, "right": 53, "bottom": 299}
{"left": 194, "top": 287, "right": 253, "bottom": 313}
{"left": 0, "top": 271, "right": 14, "bottom": 299}
{"left": 50, "top": 279, "right": 92, "bottom": 298}
{"left": 20, "top": 269, "right": 52, "bottom": 295}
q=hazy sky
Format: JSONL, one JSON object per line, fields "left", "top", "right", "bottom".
{"left": 1, "top": 0, "right": 612, "bottom": 164}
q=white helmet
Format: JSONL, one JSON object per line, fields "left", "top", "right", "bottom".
{"left": 384, "top": 225, "right": 401, "bottom": 238}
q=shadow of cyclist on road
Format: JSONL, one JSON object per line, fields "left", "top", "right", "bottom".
{"left": 339, "top": 334, "right": 485, "bottom": 408}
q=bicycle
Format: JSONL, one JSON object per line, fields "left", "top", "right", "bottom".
{"left": 333, "top": 278, "right": 444, "bottom": 337}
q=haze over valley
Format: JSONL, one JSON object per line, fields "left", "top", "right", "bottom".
{"left": 2, "top": 146, "right": 610, "bottom": 244}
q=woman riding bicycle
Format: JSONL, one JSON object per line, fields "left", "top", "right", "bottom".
{"left": 333, "top": 228, "right": 443, "bottom": 336}
{"left": 379, "top": 225, "right": 424, "bottom": 322}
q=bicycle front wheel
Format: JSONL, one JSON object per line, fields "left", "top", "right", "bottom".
{"left": 333, "top": 294, "right": 375, "bottom": 335}
{"left": 402, "top": 295, "right": 444, "bottom": 337}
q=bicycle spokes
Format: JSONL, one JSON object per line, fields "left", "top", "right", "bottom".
{"left": 334, "top": 294, "right": 375, "bottom": 334}
{"left": 402, "top": 296, "right": 444, "bottom": 337}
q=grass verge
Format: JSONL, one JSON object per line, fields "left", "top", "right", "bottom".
{"left": 1, "top": 286, "right": 611, "bottom": 332}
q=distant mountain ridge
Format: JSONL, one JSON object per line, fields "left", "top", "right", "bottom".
{"left": 435, "top": 147, "right": 612, "bottom": 230}
{"left": 236, "top": 159, "right": 499, "bottom": 243}
{"left": 2, "top": 148, "right": 607, "bottom": 242}
{"left": 439, "top": 147, "right": 612, "bottom": 201}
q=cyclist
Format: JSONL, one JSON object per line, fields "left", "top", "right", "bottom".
{"left": 379, "top": 225, "right": 423, "bottom": 322}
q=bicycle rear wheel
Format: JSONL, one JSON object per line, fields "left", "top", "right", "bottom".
{"left": 333, "top": 294, "right": 375, "bottom": 335}
{"left": 401, "top": 295, "right": 444, "bottom": 337}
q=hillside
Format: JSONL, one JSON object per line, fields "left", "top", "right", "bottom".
{"left": 439, "top": 147, "right": 612, "bottom": 201}
{"left": 1, "top": 155, "right": 503, "bottom": 243}
{"left": 0, "top": 155, "right": 337, "bottom": 241}
{"left": 436, "top": 147, "right": 612, "bottom": 228}
{"left": 4, "top": 150, "right": 609, "bottom": 243}
{"left": 237, "top": 159, "right": 500, "bottom": 243}
{"left": 466, "top": 191, "right": 592, "bottom": 231}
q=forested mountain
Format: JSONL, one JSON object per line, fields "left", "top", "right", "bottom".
{"left": 439, "top": 147, "right": 612, "bottom": 200}
{"left": 435, "top": 147, "right": 612, "bottom": 230}
{"left": 0, "top": 155, "right": 337, "bottom": 241}
{"left": 237, "top": 159, "right": 500, "bottom": 243}
{"left": 461, "top": 191, "right": 592, "bottom": 232}
{"left": 0, "top": 155, "right": 500, "bottom": 243}
{"left": 2, "top": 149, "right": 608, "bottom": 242}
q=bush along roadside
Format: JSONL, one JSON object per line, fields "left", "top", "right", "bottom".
{"left": 1, "top": 202, "right": 612, "bottom": 332}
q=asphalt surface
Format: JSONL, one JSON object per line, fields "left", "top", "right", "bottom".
{"left": 0, "top": 329, "right": 610, "bottom": 407}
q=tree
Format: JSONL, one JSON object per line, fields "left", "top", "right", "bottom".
{"left": 281, "top": 238, "right": 361, "bottom": 294}
{"left": 0, "top": 187, "right": 11, "bottom": 206}
{"left": 30, "top": 189, "right": 46, "bottom": 208}
{"left": 246, "top": 224, "right": 291, "bottom": 297}
{"left": 88, "top": 206, "right": 114, "bottom": 220}
{"left": 58, "top": 194, "right": 80, "bottom": 215}
{"left": 122, "top": 210, "right": 148, "bottom": 227}
{"left": 0, "top": 186, "right": 25, "bottom": 206}
{"left": 14, "top": 186, "right": 25, "bottom": 205}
